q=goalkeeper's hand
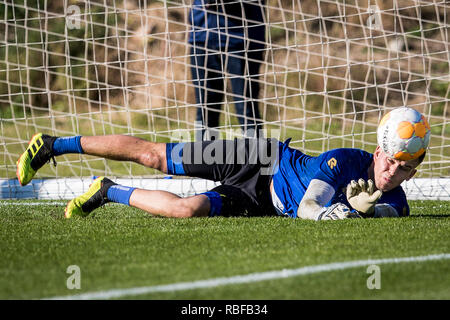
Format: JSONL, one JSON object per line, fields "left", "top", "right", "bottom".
{"left": 317, "top": 203, "right": 362, "bottom": 220}
{"left": 346, "top": 179, "right": 382, "bottom": 215}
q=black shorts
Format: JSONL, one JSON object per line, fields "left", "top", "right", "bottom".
{"left": 167, "top": 138, "right": 280, "bottom": 217}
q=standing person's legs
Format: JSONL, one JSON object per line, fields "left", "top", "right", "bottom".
{"left": 227, "top": 47, "right": 264, "bottom": 137}
{"left": 191, "top": 45, "right": 224, "bottom": 139}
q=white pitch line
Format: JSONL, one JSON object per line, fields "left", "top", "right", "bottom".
{"left": 44, "top": 253, "right": 450, "bottom": 300}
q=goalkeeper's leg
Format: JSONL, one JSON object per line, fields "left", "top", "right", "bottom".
{"left": 64, "top": 175, "right": 211, "bottom": 218}
{"left": 79, "top": 135, "right": 168, "bottom": 173}
{"left": 17, "top": 134, "right": 249, "bottom": 218}
{"left": 17, "top": 134, "right": 170, "bottom": 186}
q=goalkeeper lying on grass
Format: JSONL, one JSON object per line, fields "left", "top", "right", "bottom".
{"left": 16, "top": 132, "right": 424, "bottom": 220}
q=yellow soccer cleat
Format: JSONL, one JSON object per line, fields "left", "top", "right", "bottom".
{"left": 65, "top": 176, "right": 116, "bottom": 218}
{"left": 16, "top": 133, "right": 57, "bottom": 186}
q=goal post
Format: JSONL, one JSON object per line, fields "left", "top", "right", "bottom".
{"left": 0, "top": 0, "right": 449, "bottom": 200}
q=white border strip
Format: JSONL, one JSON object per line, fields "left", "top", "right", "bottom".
{"left": 45, "top": 253, "right": 450, "bottom": 300}
{"left": 1, "top": 178, "right": 450, "bottom": 200}
{"left": 0, "top": 178, "right": 219, "bottom": 200}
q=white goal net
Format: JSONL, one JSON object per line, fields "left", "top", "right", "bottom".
{"left": 0, "top": 0, "right": 449, "bottom": 200}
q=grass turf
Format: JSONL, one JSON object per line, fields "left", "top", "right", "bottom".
{"left": 0, "top": 200, "right": 449, "bottom": 300}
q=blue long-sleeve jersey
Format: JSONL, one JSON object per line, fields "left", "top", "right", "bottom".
{"left": 272, "top": 139, "right": 410, "bottom": 218}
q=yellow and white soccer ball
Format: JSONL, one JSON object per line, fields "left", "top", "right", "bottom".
{"left": 377, "top": 107, "right": 431, "bottom": 161}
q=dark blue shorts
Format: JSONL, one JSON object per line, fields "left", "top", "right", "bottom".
{"left": 166, "top": 138, "right": 280, "bottom": 217}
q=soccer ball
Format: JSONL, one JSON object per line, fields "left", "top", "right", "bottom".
{"left": 377, "top": 107, "right": 431, "bottom": 161}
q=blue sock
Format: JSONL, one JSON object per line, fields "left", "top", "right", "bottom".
{"left": 201, "top": 191, "right": 223, "bottom": 217}
{"left": 52, "top": 136, "right": 83, "bottom": 156}
{"left": 107, "top": 185, "right": 136, "bottom": 206}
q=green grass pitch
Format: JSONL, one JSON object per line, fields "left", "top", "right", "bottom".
{"left": 0, "top": 200, "right": 449, "bottom": 300}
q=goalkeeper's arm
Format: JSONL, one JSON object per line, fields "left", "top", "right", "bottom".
{"left": 297, "top": 179, "right": 359, "bottom": 220}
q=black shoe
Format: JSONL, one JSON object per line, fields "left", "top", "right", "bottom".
{"left": 64, "top": 177, "right": 117, "bottom": 218}
{"left": 16, "top": 133, "right": 57, "bottom": 186}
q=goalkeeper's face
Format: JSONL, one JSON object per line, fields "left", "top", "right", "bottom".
{"left": 373, "top": 146, "right": 419, "bottom": 192}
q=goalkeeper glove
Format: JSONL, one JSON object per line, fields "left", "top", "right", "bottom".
{"left": 317, "top": 203, "right": 362, "bottom": 220}
{"left": 373, "top": 203, "right": 399, "bottom": 218}
{"left": 346, "top": 179, "right": 382, "bottom": 216}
